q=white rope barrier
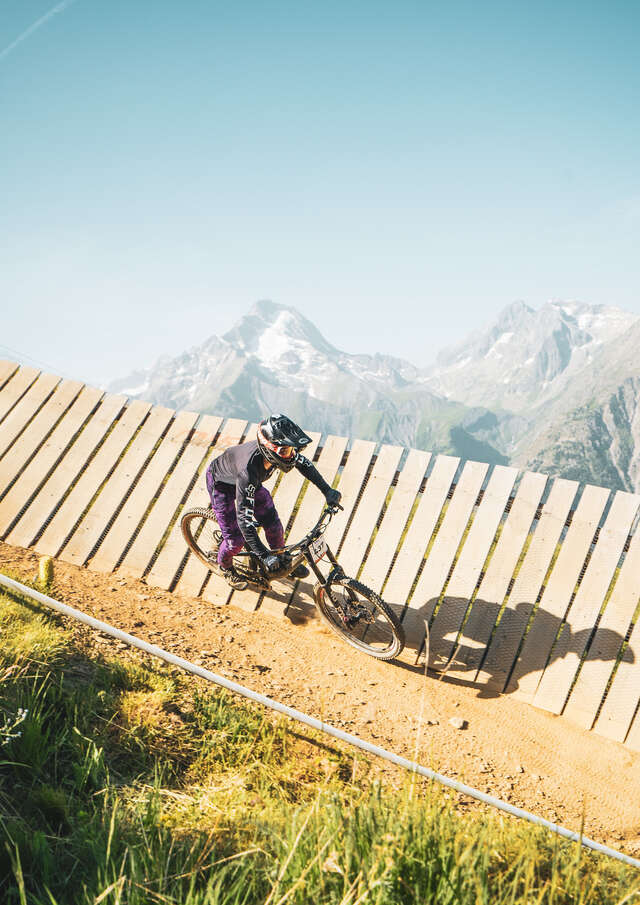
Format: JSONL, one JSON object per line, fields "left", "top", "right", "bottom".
{"left": 1, "top": 572, "right": 638, "bottom": 871}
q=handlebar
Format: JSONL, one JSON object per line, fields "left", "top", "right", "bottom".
{"left": 277, "top": 502, "right": 343, "bottom": 556}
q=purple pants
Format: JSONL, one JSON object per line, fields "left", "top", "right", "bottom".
{"left": 206, "top": 473, "right": 284, "bottom": 568}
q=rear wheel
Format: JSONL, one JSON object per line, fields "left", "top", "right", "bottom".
{"left": 313, "top": 576, "right": 404, "bottom": 660}
{"left": 180, "top": 507, "right": 222, "bottom": 569}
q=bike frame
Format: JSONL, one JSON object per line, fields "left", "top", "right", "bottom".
{"left": 230, "top": 505, "right": 345, "bottom": 595}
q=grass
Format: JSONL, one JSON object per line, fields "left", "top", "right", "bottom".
{"left": 0, "top": 578, "right": 639, "bottom": 904}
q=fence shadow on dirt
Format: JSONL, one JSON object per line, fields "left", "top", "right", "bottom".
{"left": 398, "top": 597, "right": 634, "bottom": 702}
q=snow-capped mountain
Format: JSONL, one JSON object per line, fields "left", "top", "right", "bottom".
{"left": 109, "top": 300, "right": 506, "bottom": 462}
{"left": 421, "top": 298, "right": 640, "bottom": 489}
{"left": 422, "top": 299, "right": 638, "bottom": 412}
{"left": 110, "top": 297, "right": 640, "bottom": 490}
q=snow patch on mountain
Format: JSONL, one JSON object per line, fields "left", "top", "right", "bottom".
{"left": 256, "top": 311, "right": 320, "bottom": 374}
{"left": 119, "top": 381, "right": 149, "bottom": 396}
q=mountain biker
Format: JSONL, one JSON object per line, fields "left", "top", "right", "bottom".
{"left": 206, "top": 414, "right": 342, "bottom": 589}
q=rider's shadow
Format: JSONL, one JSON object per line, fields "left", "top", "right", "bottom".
{"left": 398, "top": 597, "right": 634, "bottom": 699}
{"left": 279, "top": 579, "right": 318, "bottom": 626}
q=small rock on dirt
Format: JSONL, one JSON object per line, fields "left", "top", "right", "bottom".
{"left": 448, "top": 717, "right": 467, "bottom": 730}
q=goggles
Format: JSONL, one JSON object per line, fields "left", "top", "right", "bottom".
{"left": 265, "top": 439, "right": 296, "bottom": 459}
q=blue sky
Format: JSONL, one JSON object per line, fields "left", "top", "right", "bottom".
{"left": 1, "top": 0, "right": 639, "bottom": 383}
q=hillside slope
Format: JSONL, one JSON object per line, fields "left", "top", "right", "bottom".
{"left": 521, "top": 320, "right": 640, "bottom": 489}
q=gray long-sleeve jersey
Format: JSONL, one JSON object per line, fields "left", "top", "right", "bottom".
{"left": 208, "top": 439, "right": 332, "bottom": 555}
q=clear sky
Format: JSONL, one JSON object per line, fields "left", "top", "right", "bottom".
{"left": 1, "top": 0, "right": 639, "bottom": 384}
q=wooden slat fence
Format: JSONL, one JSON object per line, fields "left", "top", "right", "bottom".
{"left": 1, "top": 361, "right": 640, "bottom": 748}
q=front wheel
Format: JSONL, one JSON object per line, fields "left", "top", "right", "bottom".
{"left": 313, "top": 576, "right": 405, "bottom": 660}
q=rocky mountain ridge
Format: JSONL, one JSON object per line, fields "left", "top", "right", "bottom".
{"left": 110, "top": 298, "right": 640, "bottom": 490}
{"left": 519, "top": 318, "right": 640, "bottom": 490}
{"left": 110, "top": 300, "right": 508, "bottom": 463}
{"left": 422, "top": 299, "right": 637, "bottom": 412}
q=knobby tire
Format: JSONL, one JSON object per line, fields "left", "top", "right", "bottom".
{"left": 180, "top": 506, "right": 221, "bottom": 569}
{"left": 314, "top": 576, "right": 405, "bottom": 660}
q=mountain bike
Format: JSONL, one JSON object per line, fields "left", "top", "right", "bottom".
{"left": 180, "top": 503, "right": 405, "bottom": 661}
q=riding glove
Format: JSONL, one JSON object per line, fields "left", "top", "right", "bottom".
{"left": 325, "top": 488, "right": 342, "bottom": 506}
{"left": 261, "top": 552, "right": 282, "bottom": 572}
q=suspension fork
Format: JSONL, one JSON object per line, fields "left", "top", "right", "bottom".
{"left": 303, "top": 550, "right": 326, "bottom": 586}
{"left": 303, "top": 545, "right": 344, "bottom": 600}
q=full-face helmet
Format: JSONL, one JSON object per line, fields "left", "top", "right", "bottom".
{"left": 257, "top": 414, "right": 312, "bottom": 472}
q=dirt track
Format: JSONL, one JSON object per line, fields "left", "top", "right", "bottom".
{"left": 2, "top": 539, "right": 639, "bottom": 854}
